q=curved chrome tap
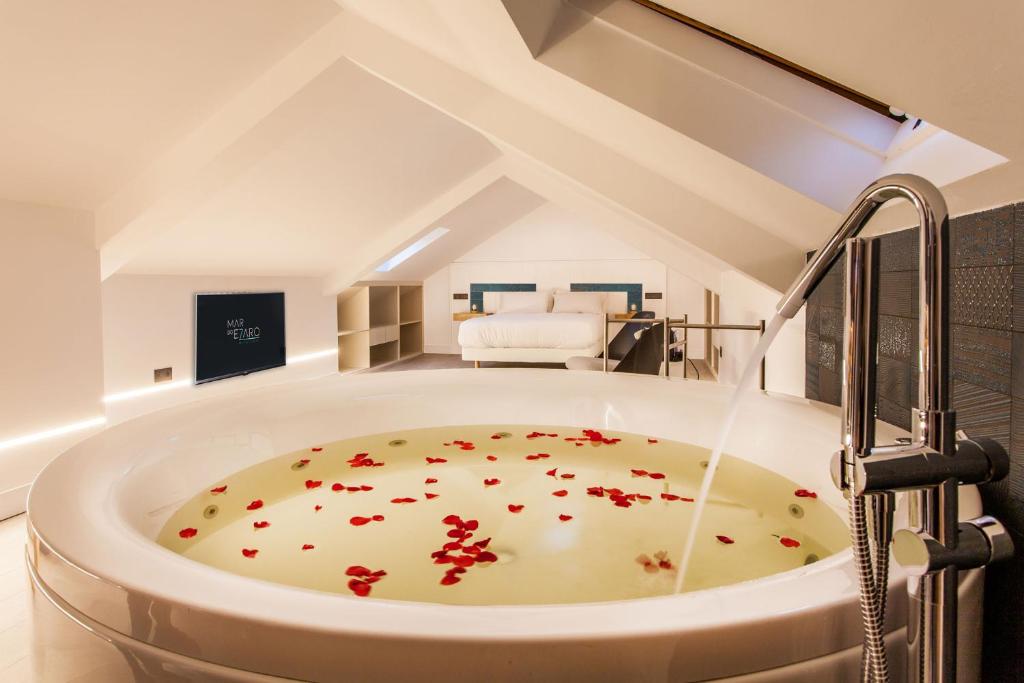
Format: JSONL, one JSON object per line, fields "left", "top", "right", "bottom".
{"left": 775, "top": 174, "right": 1012, "bottom": 683}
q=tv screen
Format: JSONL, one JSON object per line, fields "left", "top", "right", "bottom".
{"left": 195, "top": 292, "right": 285, "bottom": 384}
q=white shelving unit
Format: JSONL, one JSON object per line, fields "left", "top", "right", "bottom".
{"left": 337, "top": 282, "right": 423, "bottom": 371}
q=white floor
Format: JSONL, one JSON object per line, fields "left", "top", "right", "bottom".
{"left": 0, "top": 514, "right": 31, "bottom": 681}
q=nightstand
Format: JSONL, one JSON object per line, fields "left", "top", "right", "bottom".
{"left": 609, "top": 311, "right": 637, "bottom": 320}
{"left": 452, "top": 312, "right": 489, "bottom": 321}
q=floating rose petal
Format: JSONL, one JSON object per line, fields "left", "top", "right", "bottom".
{"left": 311, "top": 447, "right": 323, "bottom": 452}
{"left": 552, "top": 489, "right": 568, "bottom": 497}
{"left": 464, "top": 520, "right": 479, "bottom": 531}
{"left": 660, "top": 493, "right": 679, "bottom": 501}
{"left": 440, "top": 574, "right": 461, "bottom": 586}
{"left": 390, "top": 497, "right": 417, "bottom": 504}
{"left": 305, "top": 480, "right": 322, "bottom": 489}
{"left": 178, "top": 528, "right": 198, "bottom": 539}
{"left": 558, "top": 514, "right": 573, "bottom": 522}
{"left": 426, "top": 457, "right": 447, "bottom": 464}
{"left": 442, "top": 515, "right": 462, "bottom": 526}
{"left": 346, "top": 565, "right": 372, "bottom": 577}
{"left": 372, "top": 514, "right": 385, "bottom": 522}
{"left": 425, "top": 478, "right": 438, "bottom": 484}
{"left": 209, "top": 485, "right": 227, "bottom": 495}
{"left": 302, "top": 544, "right": 315, "bottom": 551}
{"left": 560, "top": 473, "right": 575, "bottom": 480}
{"left": 794, "top": 489, "right": 818, "bottom": 499}
{"left": 350, "top": 516, "right": 372, "bottom": 526}
{"left": 631, "top": 469, "right": 648, "bottom": 477}
{"left": 299, "top": 459, "right": 310, "bottom": 465}
{"left": 716, "top": 535, "right": 735, "bottom": 545}
{"left": 508, "top": 504, "right": 524, "bottom": 513}
{"left": 648, "top": 472, "right": 666, "bottom": 480}
{"left": 314, "top": 505, "right": 323, "bottom": 512}
{"left": 348, "top": 579, "right": 371, "bottom": 597}
{"left": 779, "top": 536, "right": 801, "bottom": 548}
{"left": 331, "top": 483, "right": 345, "bottom": 492}
{"left": 246, "top": 499, "right": 263, "bottom": 511}
{"left": 546, "top": 468, "right": 558, "bottom": 477}
{"left": 484, "top": 478, "right": 500, "bottom": 486}
{"left": 647, "top": 438, "right": 658, "bottom": 444}
{"left": 425, "top": 493, "right": 439, "bottom": 499}
{"left": 486, "top": 455, "right": 497, "bottom": 462}
{"left": 241, "top": 548, "right": 258, "bottom": 558}
{"left": 452, "top": 555, "right": 475, "bottom": 568}
{"left": 360, "top": 485, "right": 373, "bottom": 491}
{"left": 476, "top": 551, "right": 498, "bottom": 563}
{"left": 253, "top": 521, "right": 270, "bottom": 529}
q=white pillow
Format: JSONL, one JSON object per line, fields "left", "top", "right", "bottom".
{"left": 495, "top": 290, "right": 550, "bottom": 314}
{"left": 552, "top": 291, "right": 606, "bottom": 314}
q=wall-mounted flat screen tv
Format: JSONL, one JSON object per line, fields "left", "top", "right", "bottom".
{"left": 195, "top": 292, "right": 285, "bottom": 384}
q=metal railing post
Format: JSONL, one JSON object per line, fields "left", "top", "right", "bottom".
{"left": 759, "top": 319, "right": 766, "bottom": 391}
{"left": 663, "top": 317, "right": 670, "bottom": 378}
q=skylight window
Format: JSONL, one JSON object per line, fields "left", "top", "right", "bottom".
{"left": 376, "top": 227, "right": 450, "bottom": 272}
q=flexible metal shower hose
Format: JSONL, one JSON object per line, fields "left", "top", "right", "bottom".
{"left": 850, "top": 493, "right": 890, "bottom": 682}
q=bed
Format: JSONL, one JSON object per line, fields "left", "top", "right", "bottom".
{"left": 458, "top": 290, "right": 626, "bottom": 365}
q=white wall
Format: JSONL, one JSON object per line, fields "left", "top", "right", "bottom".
{"left": 101, "top": 274, "right": 337, "bottom": 423}
{"left": 0, "top": 200, "right": 105, "bottom": 517}
{"left": 424, "top": 203, "right": 706, "bottom": 353}
{"left": 718, "top": 270, "right": 805, "bottom": 397}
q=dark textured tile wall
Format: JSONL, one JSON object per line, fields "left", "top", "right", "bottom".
{"left": 805, "top": 202, "right": 1024, "bottom": 681}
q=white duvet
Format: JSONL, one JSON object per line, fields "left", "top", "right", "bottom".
{"left": 458, "top": 313, "right": 604, "bottom": 349}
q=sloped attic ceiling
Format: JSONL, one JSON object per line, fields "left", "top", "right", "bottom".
{"left": 5, "top": 0, "right": 1018, "bottom": 296}
{"left": 119, "top": 58, "right": 501, "bottom": 277}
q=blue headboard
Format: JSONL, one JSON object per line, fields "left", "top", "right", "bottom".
{"left": 570, "top": 283, "right": 643, "bottom": 311}
{"left": 469, "top": 283, "right": 536, "bottom": 312}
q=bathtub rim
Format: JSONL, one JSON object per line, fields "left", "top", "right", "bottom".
{"left": 26, "top": 370, "right": 947, "bottom": 646}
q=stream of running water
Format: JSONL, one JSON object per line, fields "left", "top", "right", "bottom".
{"left": 673, "top": 313, "right": 789, "bottom": 593}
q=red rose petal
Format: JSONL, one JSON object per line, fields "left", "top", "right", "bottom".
{"left": 425, "top": 493, "right": 439, "bottom": 499}
{"left": 442, "top": 514, "right": 462, "bottom": 525}
{"left": 560, "top": 473, "right": 575, "bottom": 480}
{"left": 346, "top": 565, "right": 372, "bottom": 576}
{"left": 348, "top": 579, "right": 371, "bottom": 597}
{"left": 331, "top": 483, "right": 345, "bottom": 492}
{"left": 246, "top": 499, "right": 263, "bottom": 511}
{"left": 552, "top": 489, "right": 568, "bottom": 497}
{"left": 660, "top": 493, "right": 679, "bottom": 501}
{"left": 241, "top": 548, "right": 258, "bottom": 558}
{"left": 371, "top": 514, "right": 385, "bottom": 522}
{"left": 302, "top": 544, "right": 315, "bottom": 551}
{"left": 795, "top": 489, "right": 818, "bottom": 499}
{"left": 558, "top": 514, "right": 573, "bottom": 522}
{"left": 350, "top": 516, "right": 372, "bottom": 526}
{"left": 305, "top": 480, "right": 322, "bottom": 489}
{"left": 253, "top": 521, "right": 270, "bottom": 529}
{"left": 648, "top": 472, "right": 666, "bottom": 480}
{"left": 390, "top": 497, "right": 417, "bottom": 504}
{"left": 426, "top": 457, "right": 447, "bottom": 464}
{"left": 299, "top": 458, "right": 311, "bottom": 465}
{"left": 463, "top": 520, "right": 479, "bottom": 531}
{"left": 716, "top": 535, "right": 735, "bottom": 545}
{"left": 209, "top": 485, "right": 227, "bottom": 494}
{"left": 647, "top": 438, "right": 658, "bottom": 444}
{"left": 314, "top": 504, "right": 323, "bottom": 512}
{"left": 483, "top": 478, "right": 500, "bottom": 486}
{"left": 360, "top": 485, "right": 373, "bottom": 491}
{"left": 631, "top": 469, "right": 648, "bottom": 477}
{"left": 779, "top": 536, "right": 801, "bottom": 548}
{"left": 440, "top": 574, "right": 461, "bottom": 586}
{"left": 486, "top": 455, "right": 497, "bottom": 461}
{"left": 546, "top": 468, "right": 558, "bottom": 477}
{"left": 452, "top": 555, "right": 475, "bottom": 568}
{"left": 425, "top": 478, "right": 438, "bottom": 484}
{"left": 312, "top": 447, "right": 323, "bottom": 452}
{"left": 178, "top": 527, "right": 198, "bottom": 539}
{"left": 508, "top": 504, "right": 524, "bottom": 513}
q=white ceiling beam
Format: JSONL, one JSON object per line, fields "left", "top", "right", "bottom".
{"left": 95, "top": 14, "right": 352, "bottom": 279}
{"left": 333, "top": 10, "right": 802, "bottom": 290}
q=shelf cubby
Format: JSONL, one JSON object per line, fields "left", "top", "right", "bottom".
{"left": 337, "top": 282, "right": 423, "bottom": 371}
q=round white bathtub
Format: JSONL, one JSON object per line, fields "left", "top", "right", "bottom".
{"left": 25, "top": 370, "right": 983, "bottom": 681}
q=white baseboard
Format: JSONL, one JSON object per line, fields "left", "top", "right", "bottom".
{"left": 0, "top": 484, "right": 30, "bottom": 520}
